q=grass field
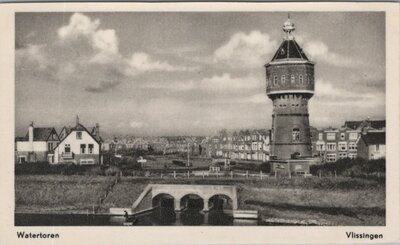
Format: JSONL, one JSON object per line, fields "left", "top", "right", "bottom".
{"left": 15, "top": 175, "right": 114, "bottom": 213}
{"left": 15, "top": 175, "right": 385, "bottom": 225}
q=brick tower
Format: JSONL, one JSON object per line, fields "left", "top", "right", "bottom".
{"left": 265, "top": 16, "right": 314, "bottom": 160}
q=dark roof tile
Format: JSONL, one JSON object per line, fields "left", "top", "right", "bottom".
{"left": 361, "top": 132, "right": 385, "bottom": 145}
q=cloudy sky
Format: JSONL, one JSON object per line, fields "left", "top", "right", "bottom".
{"left": 15, "top": 12, "right": 385, "bottom": 137}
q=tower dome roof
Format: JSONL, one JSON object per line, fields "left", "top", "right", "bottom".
{"left": 271, "top": 39, "right": 309, "bottom": 61}
{"left": 269, "top": 15, "right": 310, "bottom": 62}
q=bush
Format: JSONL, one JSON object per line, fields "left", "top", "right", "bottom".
{"left": 310, "top": 158, "right": 385, "bottom": 178}
{"left": 104, "top": 165, "right": 121, "bottom": 176}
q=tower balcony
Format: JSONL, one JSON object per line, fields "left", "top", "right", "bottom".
{"left": 266, "top": 85, "right": 314, "bottom": 98}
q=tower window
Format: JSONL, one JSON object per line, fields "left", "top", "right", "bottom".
{"left": 273, "top": 76, "right": 278, "bottom": 85}
{"left": 291, "top": 75, "right": 295, "bottom": 84}
{"left": 292, "top": 128, "right": 300, "bottom": 142}
{"left": 299, "top": 75, "right": 303, "bottom": 85}
{"left": 281, "top": 75, "right": 286, "bottom": 84}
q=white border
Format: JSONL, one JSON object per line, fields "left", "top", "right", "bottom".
{"left": 0, "top": 2, "right": 399, "bottom": 245}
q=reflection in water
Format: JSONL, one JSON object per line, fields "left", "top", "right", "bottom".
{"left": 15, "top": 209, "right": 257, "bottom": 226}
{"left": 136, "top": 207, "right": 234, "bottom": 226}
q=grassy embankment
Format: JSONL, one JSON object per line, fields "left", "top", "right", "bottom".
{"left": 15, "top": 175, "right": 385, "bottom": 225}
{"left": 15, "top": 175, "right": 114, "bottom": 213}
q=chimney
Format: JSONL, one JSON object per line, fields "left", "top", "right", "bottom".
{"left": 28, "top": 121, "right": 34, "bottom": 151}
{"left": 76, "top": 115, "right": 79, "bottom": 126}
{"left": 96, "top": 123, "right": 100, "bottom": 136}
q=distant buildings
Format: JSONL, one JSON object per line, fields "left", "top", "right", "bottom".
{"left": 314, "top": 119, "right": 385, "bottom": 163}
{"left": 208, "top": 129, "right": 270, "bottom": 162}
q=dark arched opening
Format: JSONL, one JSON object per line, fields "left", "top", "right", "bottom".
{"left": 180, "top": 194, "right": 204, "bottom": 211}
{"left": 152, "top": 193, "right": 175, "bottom": 209}
{"left": 208, "top": 194, "right": 233, "bottom": 211}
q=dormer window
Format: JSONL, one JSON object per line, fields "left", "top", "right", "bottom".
{"left": 76, "top": 132, "right": 82, "bottom": 140}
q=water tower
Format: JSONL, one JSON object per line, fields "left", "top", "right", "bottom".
{"left": 265, "top": 16, "right": 315, "bottom": 160}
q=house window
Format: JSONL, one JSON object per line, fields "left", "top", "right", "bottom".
{"left": 76, "top": 132, "right": 82, "bottom": 140}
{"left": 299, "top": 75, "right": 303, "bottom": 85}
{"left": 338, "top": 152, "right": 347, "bottom": 159}
{"left": 326, "top": 143, "right": 336, "bottom": 151}
{"left": 376, "top": 144, "right": 380, "bottom": 151}
{"left": 89, "top": 144, "right": 94, "bottom": 154}
{"left": 348, "top": 153, "right": 357, "bottom": 159}
{"left": 273, "top": 76, "right": 278, "bottom": 85}
{"left": 65, "top": 144, "right": 71, "bottom": 153}
{"left": 48, "top": 142, "right": 53, "bottom": 151}
{"left": 340, "top": 133, "right": 345, "bottom": 140}
{"left": 291, "top": 75, "right": 295, "bottom": 84}
{"left": 326, "top": 153, "right": 337, "bottom": 162}
{"left": 327, "top": 133, "right": 336, "bottom": 141}
{"left": 80, "top": 144, "right": 86, "bottom": 154}
{"left": 349, "top": 132, "right": 358, "bottom": 141}
{"left": 316, "top": 143, "right": 325, "bottom": 151}
{"left": 19, "top": 156, "right": 26, "bottom": 164}
{"left": 281, "top": 75, "right": 286, "bottom": 84}
{"left": 318, "top": 133, "right": 323, "bottom": 140}
{"left": 349, "top": 142, "right": 357, "bottom": 151}
{"left": 338, "top": 142, "right": 347, "bottom": 151}
{"left": 292, "top": 128, "right": 300, "bottom": 142}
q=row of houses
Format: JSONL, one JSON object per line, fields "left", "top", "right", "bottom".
{"left": 15, "top": 116, "right": 102, "bottom": 165}
{"left": 208, "top": 129, "right": 271, "bottom": 162}
{"left": 207, "top": 119, "right": 386, "bottom": 163}
{"left": 313, "top": 119, "right": 386, "bottom": 162}
{"left": 15, "top": 117, "right": 385, "bottom": 165}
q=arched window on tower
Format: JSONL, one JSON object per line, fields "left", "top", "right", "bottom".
{"left": 291, "top": 75, "right": 295, "bottom": 84}
{"left": 281, "top": 75, "right": 286, "bottom": 85}
{"left": 299, "top": 75, "right": 303, "bottom": 85}
{"left": 274, "top": 76, "right": 278, "bottom": 85}
{"left": 292, "top": 128, "right": 300, "bottom": 142}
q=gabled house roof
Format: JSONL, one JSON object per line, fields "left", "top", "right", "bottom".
{"left": 56, "top": 123, "right": 102, "bottom": 148}
{"left": 360, "top": 132, "right": 385, "bottom": 145}
{"left": 20, "top": 127, "right": 60, "bottom": 142}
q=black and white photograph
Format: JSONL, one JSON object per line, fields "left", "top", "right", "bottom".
{"left": 13, "top": 10, "right": 387, "bottom": 226}
{"left": 0, "top": 2, "right": 399, "bottom": 244}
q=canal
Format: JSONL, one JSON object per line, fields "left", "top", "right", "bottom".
{"left": 15, "top": 208, "right": 259, "bottom": 226}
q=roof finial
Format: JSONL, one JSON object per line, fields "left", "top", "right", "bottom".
{"left": 283, "top": 13, "right": 295, "bottom": 40}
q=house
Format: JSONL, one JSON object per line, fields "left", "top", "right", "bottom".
{"left": 357, "top": 132, "right": 386, "bottom": 160}
{"left": 15, "top": 122, "right": 60, "bottom": 163}
{"left": 314, "top": 119, "right": 385, "bottom": 163}
{"left": 209, "top": 129, "right": 271, "bottom": 162}
{"left": 53, "top": 116, "right": 102, "bottom": 165}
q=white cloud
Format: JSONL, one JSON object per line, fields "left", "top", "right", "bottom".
{"left": 58, "top": 13, "right": 119, "bottom": 64}
{"left": 314, "top": 79, "right": 384, "bottom": 108}
{"left": 142, "top": 80, "right": 195, "bottom": 91}
{"left": 16, "top": 44, "right": 48, "bottom": 70}
{"left": 214, "top": 30, "right": 277, "bottom": 68}
{"left": 58, "top": 13, "right": 100, "bottom": 40}
{"left": 304, "top": 40, "right": 357, "bottom": 67}
{"left": 200, "top": 73, "right": 260, "bottom": 91}
{"left": 126, "top": 52, "right": 193, "bottom": 74}
{"left": 130, "top": 121, "right": 145, "bottom": 128}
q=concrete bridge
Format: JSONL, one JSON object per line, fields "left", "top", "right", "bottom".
{"left": 132, "top": 184, "right": 238, "bottom": 212}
